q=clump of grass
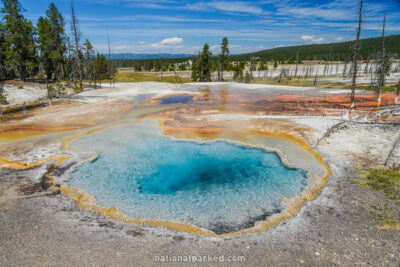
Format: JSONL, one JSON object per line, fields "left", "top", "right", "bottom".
{"left": 55, "top": 80, "right": 67, "bottom": 95}
{"left": 0, "top": 94, "right": 8, "bottom": 105}
{"left": 368, "top": 209, "right": 399, "bottom": 229}
{"left": 356, "top": 168, "right": 400, "bottom": 198}
{"left": 18, "top": 85, "right": 24, "bottom": 89}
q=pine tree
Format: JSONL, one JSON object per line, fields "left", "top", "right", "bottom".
{"left": 191, "top": 56, "right": 199, "bottom": 81}
{"left": 1, "top": 0, "right": 37, "bottom": 81}
{"left": 37, "top": 16, "right": 53, "bottom": 79}
{"left": 218, "top": 37, "right": 229, "bottom": 81}
{"left": 95, "top": 53, "right": 108, "bottom": 83}
{"left": 244, "top": 71, "right": 251, "bottom": 83}
{"left": 0, "top": 24, "right": 7, "bottom": 103}
{"left": 197, "top": 43, "right": 212, "bottom": 82}
{"left": 232, "top": 62, "right": 243, "bottom": 82}
{"left": 238, "top": 71, "right": 244, "bottom": 83}
{"left": 46, "top": 3, "right": 66, "bottom": 80}
{"left": 83, "top": 39, "right": 95, "bottom": 84}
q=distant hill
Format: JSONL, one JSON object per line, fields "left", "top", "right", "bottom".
{"left": 110, "top": 53, "right": 195, "bottom": 60}
{"left": 232, "top": 35, "right": 400, "bottom": 62}
{"left": 112, "top": 35, "right": 400, "bottom": 68}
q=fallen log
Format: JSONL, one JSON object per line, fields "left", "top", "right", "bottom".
{"left": 311, "top": 121, "right": 348, "bottom": 149}
{"left": 385, "top": 133, "right": 400, "bottom": 167}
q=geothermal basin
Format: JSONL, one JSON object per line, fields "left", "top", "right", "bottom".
{"left": 67, "top": 122, "right": 309, "bottom": 234}
{"left": 0, "top": 82, "right": 345, "bottom": 236}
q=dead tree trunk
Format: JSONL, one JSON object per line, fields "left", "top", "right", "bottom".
{"left": 160, "top": 58, "right": 163, "bottom": 79}
{"left": 311, "top": 121, "right": 347, "bottom": 149}
{"left": 71, "top": 3, "right": 83, "bottom": 92}
{"left": 377, "top": 13, "right": 386, "bottom": 108}
{"left": 314, "top": 69, "right": 318, "bottom": 87}
{"left": 385, "top": 133, "right": 400, "bottom": 167}
{"left": 395, "top": 79, "right": 400, "bottom": 105}
{"left": 294, "top": 52, "right": 299, "bottom": 78}
{"left": 107, "top": 34, "right": 113, "bottom": 86}
{"left": 350, "top": 0, "right": 363, "bottom": 109}
{"left": 174, "top": 64, "right": 179, "bottom": 83}
{"left": 336, "top": 59, "right": 339, "bottom": 75}
{"left": 217, "top": 61, "right": 221, "bottom": 81}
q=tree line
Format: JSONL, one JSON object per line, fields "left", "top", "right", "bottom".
{"left": 0, "top": 0, "right": 111, "bottom": 95}
{"left": 233, "top": 35, "right": 400, "bottom": 63}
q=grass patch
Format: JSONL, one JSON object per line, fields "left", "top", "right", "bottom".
{"left": 115, "top": 70, "right": 192, "bottom": 83}
{"left": 354, "top": 168, "right": 400, "bottom": 230}
{"left": 355, "top": 168, "right": 400, "bottom": 198}
{"left": 250, "top": 78, "right": 342, "bottom": 88}
{"left": 354, "top": 85, "right": 397, "bottom": 92}
{"left": 0, "top": 94, "right": 8, "bottom": 105}
{"left": 368, "top": 209, "right": 399, "bottom": 228}
{"left": 250, "top": 77, "right": 398, "bottom": 91}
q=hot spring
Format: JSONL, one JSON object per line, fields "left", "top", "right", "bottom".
{"left": 67, "top": 122, "right": 309, "bottom": 234}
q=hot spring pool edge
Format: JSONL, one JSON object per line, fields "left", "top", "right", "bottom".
{"left": 6, "top": 120, "right": 331, "bottom": 238}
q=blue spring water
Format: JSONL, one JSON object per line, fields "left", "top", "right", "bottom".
{"left": 68, "top": 123, "right": 308, "bottom": 234}
{"left": 159, "top": 95, "right": 193, "bottom": 104}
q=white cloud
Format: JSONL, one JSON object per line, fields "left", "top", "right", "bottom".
{"left": 114, "top": 45, "right": 133, "bottom": 50}
{"left": 138, "top": 37, "right": 184, "bottom": 49}
{"left": 301, "top": 35, "right": 324, "bottom": 43}
{"left": 335, "top": 37, "right": 343, "bottom": 41}
{"left": 187, "top": 1, "right": 263, "bottom": 14}
{"left": 160, "top": 37, "right": 183, "bottom": 45}
{"left": 301, "top": 35, "right": 313, "bottom": 41}
{"left": 210, "top": 1, "right": 263, "bottom": 14}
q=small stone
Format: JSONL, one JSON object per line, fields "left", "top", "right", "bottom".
{"left": 315, "top": 252, "right": 320, "bottom": 256}
{"left": 355, "top": 237, "right": 359, "bottom": 241}
{"left": 299, "top": 260, "right": 304, "bottom": 264}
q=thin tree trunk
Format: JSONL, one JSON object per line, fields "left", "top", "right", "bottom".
{"left": 217, "top": 60, "right": 221, "bottom": 81}
{"left": 350, "top": 0, "right": 363, "bottom": 109}
{"left": 107, "top": 33, "right": 112, "bottom": 86}
{"left": 221, "top": 59, "right": 224, "bottom": 81}
{"left": 71, "top": 3, "right": 82, "bottom": 91}
{"left": 174, "top": 64, "right": 178, "bottom": 83}
{"left": 395, "top": 79, "right": 400, "bottom": 105}
{"left": 46, "top": 79, "right": 52, "bottom": 105}
{"left": 377, "top": 13, "right": 386, "bottom": 108}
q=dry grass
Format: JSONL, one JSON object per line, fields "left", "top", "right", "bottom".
{"left": 115, "top": 70, "right": 192, "bottom": 83}
{"left": 250, "top": 78, "right": 344, "bottom": 88}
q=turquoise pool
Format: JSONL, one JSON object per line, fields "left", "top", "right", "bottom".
{"left": 68, "top": 123, "right": 308, "bottom": 234}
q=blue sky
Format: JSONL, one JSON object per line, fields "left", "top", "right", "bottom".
{"left": 18, "top": 0, "right": 400, "bottom": 54}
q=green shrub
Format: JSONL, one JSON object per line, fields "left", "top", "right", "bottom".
{"left": 55, "top": 80, "right": 67, "bottom": 95}
{"left": 0, "top": 94, "right": 8, "bottom": 105}
{"left": 244, "top": 72, "right": 251, "bottom": 84}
